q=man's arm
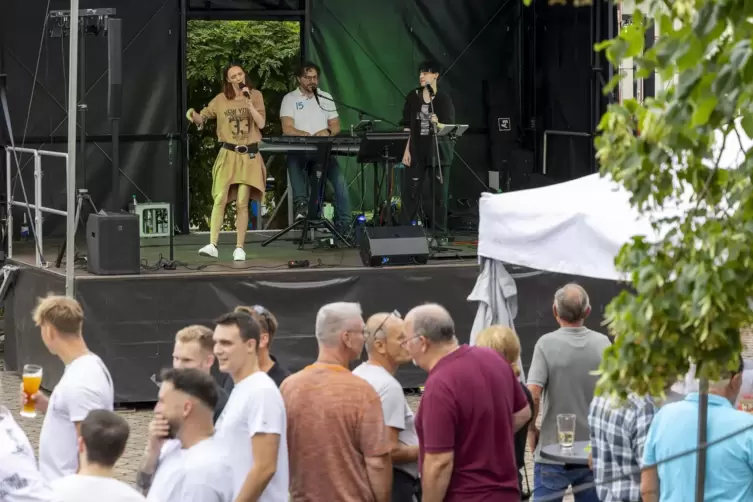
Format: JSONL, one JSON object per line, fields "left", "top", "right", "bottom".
{"left": 422, "top": 451, "right": 454, "bottom": 502}
{"left": 526, "top": 341, "right": 549, "bottom": 452}
{"left": 281, "top": 116, "right": 310, "bottom": 136}
{"left": 631, "top": 400, "right": 657, "bottom": 464}
{"left": 511, "top": 371, "right": 532, "bottom": 433}
{"left": 364, "top": 453, "right": 392, "bottom": 502}
{"left": 527, "top": 384, "right": 542, "bottom": 451}
{"left": 358, "top": 390, "right": 393, "bottom": 502}
{"left": 234, "top": 433, "right": 279, "bottom": 502}
{"left": 387, "top": 427, "right": 418, "bottom": 464}
{"left": 640, "top": 466, "right": 659, "bottom": 502}
{"left": 135, "top": 416, "right": 170, "bottom": 494}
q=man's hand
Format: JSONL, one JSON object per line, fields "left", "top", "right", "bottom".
{"left": 314, "top": 129, "right": 330, "bottom": 136}
{"left": 191, "top": 111, "right": 203, "bottom": 125}
{"left": 402, "top": 151, "right": 411, "bottom": 166}
{"left": 146, "top": 414, "right": 170, "bottom": 453}
{"left": 20, "top": 383, "right": 49, "bottom": 414}
{"left": 527, "top": 427, "right": 540, "bottom": 453}
{"left": 430, "top": 114, "right": 438, "bottom": 124}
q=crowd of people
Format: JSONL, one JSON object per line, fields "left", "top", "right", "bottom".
{"left": 1, "top": 293, "right": 532, "bottom": 502}
{"left": 4, "top": 283, "right": 751, "bottom": 502}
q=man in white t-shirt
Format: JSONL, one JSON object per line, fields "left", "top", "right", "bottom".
{"left": 52, "top": 410, "right": 145, "bottom": 502}
{"left": 22, "top": 295, "right": 114, "bottom": 481}
{"left": 353, "top": 312, "right": 420, "bottom": 502}
{"left": 213, "top": 311, "right": 289, "bottom": 502}
{"left": 136, "top": 368, "right": 233, "bottom": 502}
{"left": 0, "top": 406, "right": 59, "bottom": 501}
{"left": 280, "top": 62, "right": 350, "bottom": 231}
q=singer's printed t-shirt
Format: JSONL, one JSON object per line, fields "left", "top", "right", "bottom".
{"left": 0, "top": 407, "right": 59, "bottom": 502}
{"left": 401, "top": 88, "right": 455, "bottom": 166}
{"left": 200, "top": 91, "right": 265, "bottom": 146}
{"left": 147, "top": 437, "right": 234, "bottom": 502}
{"left": 39, "top": 353, "right": 114, "bottom": 481}
{"left": 214, "top": 371, "right": 289, "bottom": 502}
{"left": 280, "top": 88, "right": 338, "bottom": 136}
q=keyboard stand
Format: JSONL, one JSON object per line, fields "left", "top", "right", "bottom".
{"left": 261, "top": 142, "right": 353, "bottom": 249}
{"left": 357, "top": 133, "right": 408, "bottom": 226}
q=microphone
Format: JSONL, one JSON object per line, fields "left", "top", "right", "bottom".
{"left": 425, "top": 83, "right": 435, "bottom": 96}
{"left": 239, "top": 82, "right": 251, "bottom": 98}
{"left": 312, "top": 85, "right": 321, "bottom": 107}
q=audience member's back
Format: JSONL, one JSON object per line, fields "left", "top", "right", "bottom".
{"left": 530, "top": 326, "right": 610, "bottom": 455}
{"left": 280, "top": 364, "right": 388, "bottom": 502}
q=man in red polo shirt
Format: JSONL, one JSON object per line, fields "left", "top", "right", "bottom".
{"left": 403, "top": 304, "right": 531, "bottom": 502}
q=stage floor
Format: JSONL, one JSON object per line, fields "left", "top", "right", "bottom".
{"left": 7, "top": 229, "right": 479, "bottom": 277}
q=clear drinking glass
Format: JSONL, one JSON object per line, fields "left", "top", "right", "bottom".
{"left": 557, "top": 413, "right": 576, "bottom": 449}
{"left": 21, "top": 364, "right": 43, "bottom": 418}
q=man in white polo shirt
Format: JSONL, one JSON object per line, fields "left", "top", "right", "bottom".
{"left": 280, "top": 62, "right": 350, "bottom": 232}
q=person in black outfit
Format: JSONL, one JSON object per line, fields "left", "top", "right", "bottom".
{"left": 221, "top": 305, "right": 292, "bottom": 393}
{"left": 399, "top": 60, "right": 455, "bottom": 234}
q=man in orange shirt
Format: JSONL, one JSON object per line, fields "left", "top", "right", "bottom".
{"left": 280, "top": 302, "right": 392, "bottom": 502}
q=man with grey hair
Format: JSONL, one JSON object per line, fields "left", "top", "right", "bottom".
{"left": 527, "top": 283, "right": 611, "bottom": 502}
{"left": 403, "top": 303, "right": 531, "bottom": 502}
{"left": 354, "top": 312, "right": 420, "bottom": 502}
{"left": 281, "top": 302, "right": 392, "bottom": 502}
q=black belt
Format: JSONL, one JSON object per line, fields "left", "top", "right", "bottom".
{"left": 221, "top": 142, "right": 259, "bottom": 155}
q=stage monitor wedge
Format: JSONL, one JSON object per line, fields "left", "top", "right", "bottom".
{"left": 360, "top": 226, "right": 429, "bottom": 267}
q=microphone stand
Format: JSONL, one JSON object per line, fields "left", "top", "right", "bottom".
{"left": 426, "top": 84, "right": 446, "bottom": 250}
{"left": 314, "top": 91, "right": 399, "bottom": 129}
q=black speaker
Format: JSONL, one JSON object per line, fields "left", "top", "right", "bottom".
{"left": 107, "top": 18, "right": 122, "bottom": 120}
{"left": 360, "top": 226, "right": 429, "bottom": 267}
{"left": 86, "top": 212, "right": 140, "bottom": 275}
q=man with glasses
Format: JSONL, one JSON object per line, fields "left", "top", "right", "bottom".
{"left": 281, "top": 302, "right": 392, "bottom": 502}
{"left": 280, "top": 62, "right": 351, "bottom": 233}
{"left": 354, "top": 311, "right": 421, "bottom": 502}
{"left": 403, "top": 303, "right": 531, "bottom": 502}
{"left": 228, "top": 306, "right": 291, "bottom": 389}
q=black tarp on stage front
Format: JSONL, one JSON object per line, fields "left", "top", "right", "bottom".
{"left": 4, "top": 261, "right": 623, "bottom": 404}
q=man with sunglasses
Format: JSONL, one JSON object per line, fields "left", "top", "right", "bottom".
{"left": 354, "top": 311, "right": 421, "bottom": 502}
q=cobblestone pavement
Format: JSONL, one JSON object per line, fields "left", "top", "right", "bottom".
{"left": 3, "top": 364, "right": 571, "bottom": 500}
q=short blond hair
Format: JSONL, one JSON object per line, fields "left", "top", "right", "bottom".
{"left": 475, "top": 325, "right": 521, "bottom": 376}
{"left": 32, "top": 294, "right": 84, "bottom": 336}
{"left": 175, "top": 325, "right": 214, "bottom": 353}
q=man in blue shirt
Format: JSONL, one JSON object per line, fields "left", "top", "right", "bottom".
{"left": 641, "top": 357, "right": 753, "bottom": 502}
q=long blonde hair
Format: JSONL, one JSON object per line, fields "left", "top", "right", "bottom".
{"left": 475, "top": 325, "right": 521, "bottom": 376}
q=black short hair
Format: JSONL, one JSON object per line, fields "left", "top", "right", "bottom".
{"left": 418, "top": 60, "right": 442, "bottom": 74}
{"left": 160, "top": 367, "right": 218, "bottom": 411}
{"left": 298, "top": 61, "right": 321, "bottom": 78}
{"left": 214, "top": 311, "right": 261, "bottom": 344}
{"left": 80, "top": 410, "right": 130, "bottom": 468}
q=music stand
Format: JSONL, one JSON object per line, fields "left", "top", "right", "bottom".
{"left": 357, "top": 132, "right": 409, "bottom": 226}
{"left": 261, "top": 142, "right": 352, "bottom": 249}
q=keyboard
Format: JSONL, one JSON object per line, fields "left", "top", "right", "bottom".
{"left": 259, "top": 136, "right": 362, "bottom": 155}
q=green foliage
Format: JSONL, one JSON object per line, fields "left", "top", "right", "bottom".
{"left": 186, "top": 20, "right": 300, "bottom": 229}
{"left": 594, "top": 4, "right": 753, "bottom": 399}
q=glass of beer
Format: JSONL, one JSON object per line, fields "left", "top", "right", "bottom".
{"left": 21, "top": 364, "right": 43, "bottom": 418}
{"left": 557, "top": 413, "right": 576, "bottom": 450}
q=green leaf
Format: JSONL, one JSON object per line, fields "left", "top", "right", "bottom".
{"left": 676, "top": 35, "right": 703, "bottom": 72}
{"left": 606, "top": 38, "right": 630, "bottom": 65}
{"left": 694, "top": 2, "right": 721, "bottom": 39}
{"left": 713, "top": 65, "right": 739, "bottom": 96}
{"left": 730, "top": 40, "right": 753, "bottom": 73}
{"left": 691, "top": 95, "right": 718, "bottom": 126}
{"left": 741, "top": 114, "right": 753, "bottom": 138}
{"left": 677, "top": 65, "right": 704, "bottom": 99}
{"left": 622, "top": 23, "right": 645, "bottom": 59}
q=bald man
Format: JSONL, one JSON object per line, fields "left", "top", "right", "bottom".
{"left": 526, "top": 284, "right": 610, "bottom": 502}
{"left": 403, "top": 303, "right": 530, "bottom": 502}
{"left": 353, "top": 313, "right": 420, "bottom": 502}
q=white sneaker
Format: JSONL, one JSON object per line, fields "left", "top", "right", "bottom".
{"left": 233, "top": 247, "right": 246, "bottom": 261}
{"left": 198, "top": 243, "right": 218, "bottom": 258}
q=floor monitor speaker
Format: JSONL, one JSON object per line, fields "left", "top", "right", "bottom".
{"left": 360, "top": 226, "right": 429, "bottom": 267}
{"left": 87, "top": 212, "right": 140, "bottom": 275}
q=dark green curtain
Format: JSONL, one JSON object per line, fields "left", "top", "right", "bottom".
{"left": 308, "top": 0, "right": 520, "bottom": 212}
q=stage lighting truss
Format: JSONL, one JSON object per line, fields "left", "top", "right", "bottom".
{"left": 48, "top": 8, "right": 116, "bottom": 39}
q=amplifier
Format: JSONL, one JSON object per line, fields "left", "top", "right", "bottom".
{"left": 86, "top": 212, "right": 140, "bottom": 275}
{"left": 359, "top": 226, "right": 429, "bottom": 267}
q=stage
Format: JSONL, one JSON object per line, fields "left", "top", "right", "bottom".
{"left": 2, "top": 230, "right": 623, "bottom": 405}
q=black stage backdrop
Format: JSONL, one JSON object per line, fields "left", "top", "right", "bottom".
{"left": 5, "top": 263, "right": 623, "bottom": 403}
{"left": 0, "top": 0, "right": 182, "bottom": 234}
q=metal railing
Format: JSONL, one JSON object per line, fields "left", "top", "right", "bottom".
{"left": 5, "top": 147, "right": 72, "bottom": 293}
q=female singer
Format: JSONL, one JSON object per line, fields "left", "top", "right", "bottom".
{"left": 189, "top": 63, "right": 266, "bottom": 261}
